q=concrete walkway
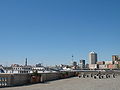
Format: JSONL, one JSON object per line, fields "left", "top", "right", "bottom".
{"left": 1, "top": 76, "right": 120, "bottom": 90}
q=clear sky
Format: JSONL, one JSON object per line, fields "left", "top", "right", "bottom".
{"left": 0, "top": 0, "right": 120, "bottom": 66}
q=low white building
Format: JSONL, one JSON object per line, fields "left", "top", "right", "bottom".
{"left": 99, "top": 65, "right": 108, "bottom": 69}
{"left": 3, "top": 65, "right": 32, "bottom": 74}
{"left": 12, "top": 66, "right": 32, "bottom": 73}
{"left": 105, "top": 61, "right": 113, "bottom": 65}
{"left": 32, "top": 66, "right": 45, "bottom": 73}
{"left": 89, "top": 64, "right": 98, "bottom": 69}
{"left": 63, "top": 67, "right": 72, "bottom": 71}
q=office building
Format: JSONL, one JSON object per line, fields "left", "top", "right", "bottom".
{"left": 89, "top": 51, "right": 97, "bottom": 64}
{"left": 112, "top": 55, "right": 119, "bottom": 61}
{"left": 79, "top": 60, "right": 85, "bottom": 69}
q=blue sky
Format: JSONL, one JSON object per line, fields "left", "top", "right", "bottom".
{"left": 0, "top": 0, "right": 120, "bottom": 66}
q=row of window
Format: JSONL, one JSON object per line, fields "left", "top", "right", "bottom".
{"left": 13, "top": 68, "right": 31, "bottom": 70}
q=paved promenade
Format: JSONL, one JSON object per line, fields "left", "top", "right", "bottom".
{"left": 1, "top": 76, "right": 120, "bottom": 90}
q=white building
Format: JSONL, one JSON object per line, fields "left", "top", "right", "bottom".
{"left": 105, "top": 61, "right": 113, "bottom": 65}
{"left": 3, "top": 65, "right": 32, "bottom": 74}
{"left": 79, "top": 60, "right": 85, "bottom": 69}
{"left": 89, "top": 64, "right": 98, "bottom": 69}
{"left": 99, "top": 65, "right": 108, "bottom": 69}
{"left": 12, "top": 66, "right": 32, "bottom": 73}
{"left": 32, "top": 66, "right": 45, "bottom": 73}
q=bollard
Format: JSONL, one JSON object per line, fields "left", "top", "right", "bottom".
{"left": 106, "top": 74, "right": 108, "bottom": 78}
{"left": 79, "top": 75, "right": 81, "bottom": 78}
{"left": 83, "top": 74, "right": 85, "bottom": 78}
{"left": 86, "top": 75, "right": 89, "bottom": 78}
{"left": 99, "top": 75, "right": 101, "bottom": 79}
{"left": 94, "top": 76, "right": 96, "bottom": 79}
{"left": 113, "top": 74, "right": 115, "bottom": 78}
{"left": 101, "top": 75, "right": 104, "bottom": 79}
{"left": 108, "top": 75, "right": 110, "bottom": 78}
{"left": 78, "top": 74, "right": 81, "bottom": 78}
{"left": 91, "top": 74, "right": 93, "bottom": 77}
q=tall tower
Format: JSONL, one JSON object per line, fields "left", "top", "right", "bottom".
{"left": 89, "top": 51, "right": 97, "bottom": 64}
{"left": 25, "top": 58, "right": 27, "bottom": 66}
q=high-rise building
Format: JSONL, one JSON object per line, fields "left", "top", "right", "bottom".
{"left": 79, "top": 60, "right": 85, "bottom": 69}
{"left": 112, "top": 55, "right": 119, "bottom": 61}
{"left": 89, "top": 51, "right": 97, "bottom": 64}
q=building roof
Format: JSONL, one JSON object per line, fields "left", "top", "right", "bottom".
{"left": 89, "top": 51, "right": 96, "bottom": 54}
{"left": 3, "top": 67, "right": 12, "bottom": 70}
{"left": 0, "top": 69, "right": 5, "bottom": 73}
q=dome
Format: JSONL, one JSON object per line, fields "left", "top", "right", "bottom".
{"left": 89, "top": 51, "right": 96, "bottom": 54}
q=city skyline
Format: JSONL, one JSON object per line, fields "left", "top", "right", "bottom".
{"left": 0, "top": 0, "right": 120, "bottom": 66}
{"left": 0, "top": 51, "right": 119, "bottom": 66}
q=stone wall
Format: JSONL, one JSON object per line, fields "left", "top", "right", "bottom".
{"left": 0, "top": 73, "right": 31, "bottom": 87}
{"left": 0, "top": 72, "right": 76, "bottom": 87}
{"left": 41, "top": 72, "right": 75, "bottom": 82}
{"left": 11, "top": 74, "right": 31, "bottom": 86}
{"left": 0, "top": 74, "right": 12, "bottom": 87}
{"left": 1, "top": 71, "right": 119, "bottom": 87}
